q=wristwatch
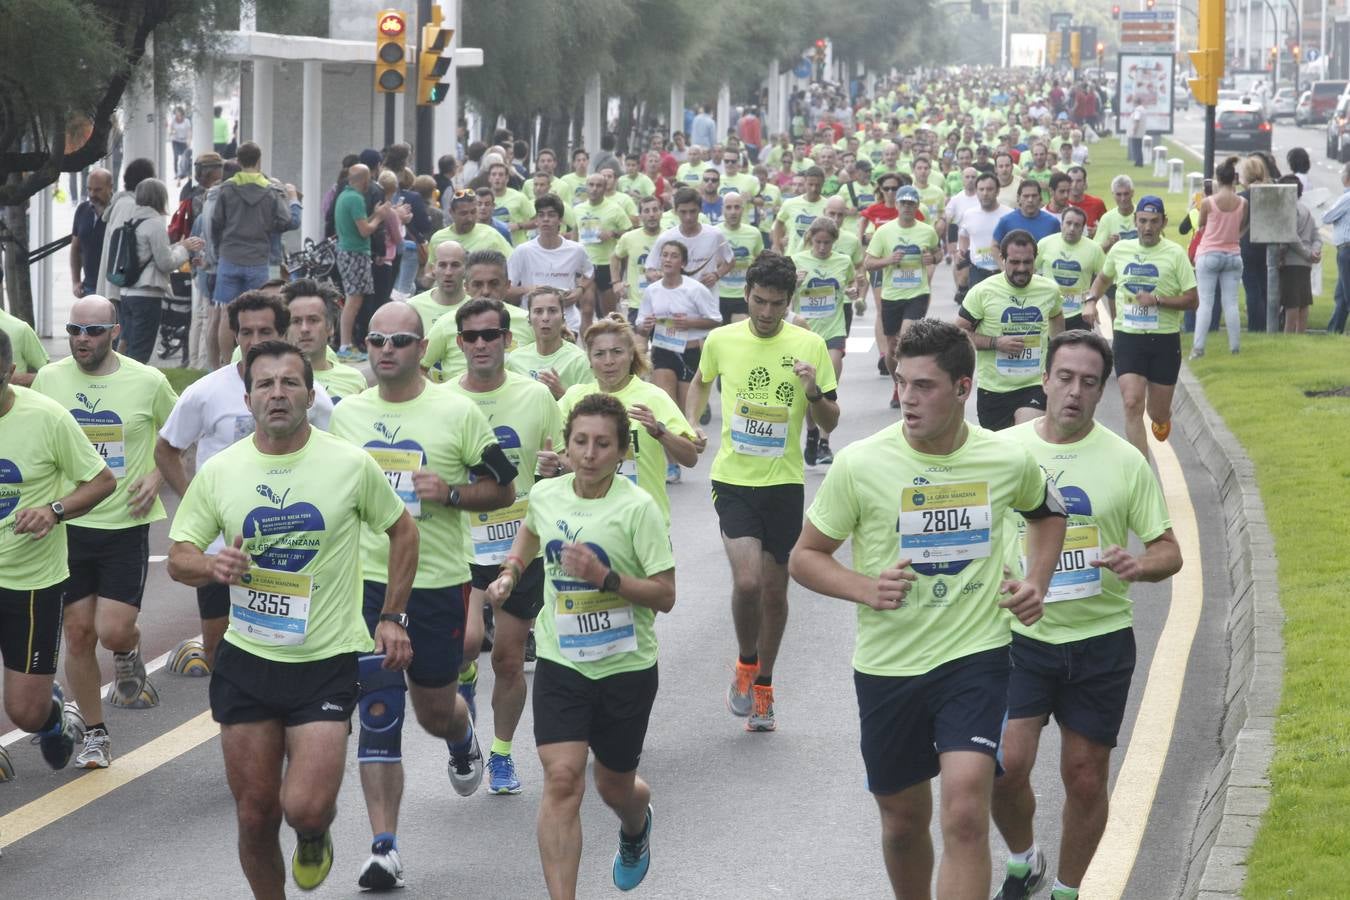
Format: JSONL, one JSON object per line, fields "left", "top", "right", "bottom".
{"left": 601, "top": 569, "right": 621, "bottom": 593}
{"left": 651, "top": 421, "right": 668, "bottom": 438}
{"left": 445, "top": 486, "right": 461, "bottom": 508}
{"left": 378, "top": 612, "right": 409, "bottom": 628}
{"left": 805, "top": 389, "right": 824, "bottom": 403}
{"left": 49, "top": 501, "right": 65, "bottom": 522}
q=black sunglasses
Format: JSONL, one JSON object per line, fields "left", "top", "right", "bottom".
{"left": 365, "top": 331, "right": 420, "bottom": 349}
{"left": 460, "top": 327, "right": 506, "bottom": 344}
{"left": 65, "top": 323, "right": 116, "bottom": 337}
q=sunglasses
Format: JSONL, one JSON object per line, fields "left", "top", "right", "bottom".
{"left": 879, "top": 185, "right": 899, "bottom": 192}
{"left": 702, "top": 177, "right": 720, "bottom": 183}
{"left": 365, "top": 331, "right": 420, "bottom": 349}
{"left": 460, "top": 327, "right": 506, "bottom": 344}
{"left": 65, "top": 323, "right": 116, "bottom": 337}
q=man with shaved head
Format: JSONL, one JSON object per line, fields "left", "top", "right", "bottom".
{"left": 71, "top": 168, "right": 113, "bottom": 300}
{"left": 330, "top": 300, "right": 518, "bottom": 889}
{"left": 32, "top": 295, "right": 179, "bottom": 768}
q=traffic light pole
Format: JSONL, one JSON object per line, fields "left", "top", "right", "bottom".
{"left": 415, "top": 0, "right": 433, "bottom": 168}
{"left": 385, "top": 93, "right": 396, "bottom": 150}
{"left": 1203, "top": 103, "right": 1215, "bottom": 179}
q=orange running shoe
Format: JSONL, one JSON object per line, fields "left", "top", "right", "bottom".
{"left": 747, "top": 683, "right": 776, "bottom": 732}
{"left": 727, "top": 660, "right": 759, "bottom": 717}
{"left": 1151, "top": 419, "right": 1171, "bottom": 442}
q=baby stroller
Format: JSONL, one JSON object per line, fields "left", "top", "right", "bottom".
{"left": 158, "top": 270, "right": 193, "bottom": 366}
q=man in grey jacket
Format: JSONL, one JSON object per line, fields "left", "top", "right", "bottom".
{"left": 210, "top": 141, "right": 293, "bottom": 365}
{"left": 95, "top": 158, "right": 156, "bottom": 302}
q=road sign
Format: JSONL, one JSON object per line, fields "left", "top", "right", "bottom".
{"left": 1306, "top": 48, "right": 1320, "bottom": 62}
{"left": 794, "top": 58, "right": 812, "bottom": 79}
{"left": 1120, "top": 10, "right": 1176, "bottom": 49}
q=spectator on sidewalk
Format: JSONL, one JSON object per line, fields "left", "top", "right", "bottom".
{"left": 96, "top": 157, "right": 155, "bottom": 303}
{"left": 120, "top": 178, "right": 204, "bottom": 363}
{"left": 71, "top": 168, "right": 113, "bottom": 299}
{"left": 1277, "top": 174, "right": 1321, "bottom": 335}
{"left": 1322, "top": 162, "right": 1350, "bottom": 334}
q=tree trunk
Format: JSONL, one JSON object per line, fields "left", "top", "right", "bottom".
{"left": 2, "top": 182, "right": 34, "bottom": 324}
{"left": 615, "top": 96, "right": 634, "bottom": 155}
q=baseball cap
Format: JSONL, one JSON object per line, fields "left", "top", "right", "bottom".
{"left": 194, "top": 152, "right": 223, "bottom": 169}
{"left": 896, "top": 185, "right": 920, "bottom": 204}
{"left": 1137, "top": 195, "right": 1165, "bottom": 215}
{"left": 358, "top": 148, "right": 382, "bottom": 168}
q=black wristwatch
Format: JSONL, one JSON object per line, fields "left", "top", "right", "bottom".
{"left": 805, "top": 389, "right": 824, "bottom": 403}
{"left": 445, "top": 486, "right": 461, "bottom": 508}
{"left": 378, "top": 612, "right": 409, "bottom": 628}
{"left": 601, "top": 569, "right": 621, "bottom": 593}
{"left": 49, "top": 501, "right": 65, "bottom": 522}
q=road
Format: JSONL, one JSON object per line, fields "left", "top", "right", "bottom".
{"left": 0, "top": 266, "right": 1229, "bottom": 898}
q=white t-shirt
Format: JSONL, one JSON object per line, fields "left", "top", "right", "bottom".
{"left": 506, "top": 237, "right": 595, "bottom": 332}
{"left": 958, "top": 204, "right": 1012, "bottom": 272}
{"left": 648, "top": 226, "right": 733, "bottom": 284}
{"left": 159, "top": 363, "right": 334, "bottom": 551}
{"left": 637, "top": 276, "right": 722, "bottom": 344}
{"left": 945, "top": 192, "right": 982, "bottom": 230}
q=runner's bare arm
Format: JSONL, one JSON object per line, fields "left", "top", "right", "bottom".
{"left": 789, "top": 521, "right": 916, "bottom": 611}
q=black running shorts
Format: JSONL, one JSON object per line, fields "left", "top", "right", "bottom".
{"left": 533, "top": 658, "right": 658, "bottom": 773}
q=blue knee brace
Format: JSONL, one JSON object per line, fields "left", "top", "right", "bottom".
{"left": 357, "top": 653, "right": 407, "bottom": 763}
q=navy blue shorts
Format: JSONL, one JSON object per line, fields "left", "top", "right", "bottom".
{"left": 1006, "top": 628, "right": 1136, "bottom": 747}
{"left": 854, "top": 646, "right": 1009, "bottom": 795}
{"left": 362, "top": 581, "right": 469, "bottom": 688}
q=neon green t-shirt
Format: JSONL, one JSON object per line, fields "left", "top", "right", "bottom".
{"left": 0, "top": 387, "right": 108, "bottom": 589}
{"left": 422, "top": 302, "right": 533, "bottom": 384}
{"left": 313, "top": 363, "right": 369, "bottom": 403}
{"left": 717, "top": 224, "right": 765, "bottom": 298}
{"left": 427, "top": 223, "right": 513, "bottom": 259}
{"left": 558, "top": 377, "right": 694, "bottom": 524}
{"left": 1035, "top": 234, "right": 1106, "bottom": 319}
{"left": 775, "top": 195, "right": 829, "bottom": 254}
{"left": 719, "top": 173, "right": 759, "bottom": 199}
{"left": 866, "top": 220, "right": 940, "bottom": 301}
{"left": 806, "top": 422, "right": 1049, "bottom": 676}
{"left": 612, "top": 227, "right": 660, "bottom": 300}
{"left": 329, "top": 384, "right": 498, "bottom": 588}
{"left": 408, "top": 290, "right": 463, "bottom": 336}
{"left": 617, "top": 173, "right": 656, "bottom": 199}
{"left": 555, "top": 172, "right": 590, "bottom": 206}
{"left": 507, "top": 340, "right": 593, "bottom": 394}
{"left": 915, "top": 183, "right": 947, "bottom": 225}
{"left": 1102, "top": 239, "right": 1197, "bottom": 336}
{"left": 834, "top": 182, "right": 877, "bottom": 233}
{"left": 0, "top": 309, "right": 48, "bottom": 373}
{"left": 1094, "top": 208, "right": 1138, "bottom": 248}
{"left": 833, "top": 229, "right": 864, "bottom": 270}
{"left": 490, "top": 187, "right": 536, "bottom": 247}
{"left": 697, "top": 319, "right": 838, "bottom": 487}
{"left": 1003, "top": 420, "right": 1171, "bottom": 644}
{"left": 751, "top": 183, "right": 782, "bottom": 234}
{"left": 527, "top": 474, "right": 674, "bottom": 679}
{"left": 790, "top": 250, "right": 854, "bottom": 342}
{"left": 31, "top": 355, "right": 177, "bottom": 530}
{"left": 572, "top": 199, "right": 633, "bottom": 266}
{"left": 167, "top": 428, "right": 403, "bottom": 662}
{"left": 959, "top": 273, "right": 1064, "bottom": 393}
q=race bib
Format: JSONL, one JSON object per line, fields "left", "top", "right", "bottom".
{"left": 1026, "top": 524, "right": 1102, "bottom": 603}
{"left": 229, "top": 567, "right": 312, "bottom": 646}
{"left": 470, "top": 498, "right": 529, "bottom": 565}
{"left": 730, "top": 401, "right": 789, "bottom": 457}
{"left": 233, "top": 414, "right": 255, "bottom": 443}
{"left": 366, "top": 448, "right": 422, "bottom": 518}
{"left": 720, "top": 266, "right": 747, "bottom": 289}
{"left": 890, "top": 263, "right": 922, "bottom": 289}
{"left": 82, "top": 423, "right": 126, "bottom": 478}
{"left": 616, "top": 445, "right": 638, "bottom": 483}
{"left": 799, "top": 285, "right": 837, "bottom": 319}
{"left": 973, "top": 245, "right": 997, "bottom": 270}
{"left": 1123, "top": 302, "right": 1159, "bottom": 331}
{"left": 579, "top": 223, "right": 601, "bottom": 245}
{"left": 994, "top": 340, "right": 1042, "bottom": 376}
{"left": 555, "top": 588, "right": 636, "bottom": 662}
{"left": 1061, "top": 291, "right": 1084, "bottom": 316}
{"left": 651, "top": 320, "right": 688, "bottom": 354}
{"left": 899, "top": 482, "right": 992, "bottom": 564}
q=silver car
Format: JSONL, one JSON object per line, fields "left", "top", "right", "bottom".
{"left": 1272, "top": 86, "right": 1298, "bottom": 119}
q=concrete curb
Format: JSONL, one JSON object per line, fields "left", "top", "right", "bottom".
{"left": 1172, "top": 364, "right": 1285, "bottom": 899}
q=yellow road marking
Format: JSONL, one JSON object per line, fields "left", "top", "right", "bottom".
{"left": 0, "top": 711, "right": 217, "bottom": 846}
{"left": 1080, "top": 317, "right": 1207, "bottom": 896}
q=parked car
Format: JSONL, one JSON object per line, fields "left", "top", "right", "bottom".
{"left": 1216, "top": 89, "right": 1245, "bottom": 108}
{"left": 1308, "top": 79, "right": 1349, "bottom": 123}
{"left": 1213, "top": 104, "right": 1273, "bottom": 153}
{"left": 1295, "top": 90, "right": 1313, "bottom": 126}
{"left": 1272, "top": 86, "right": 1298, "bottom": 119}
{"left": 1326, "top": 95, "right": 1350, "bottom": 160}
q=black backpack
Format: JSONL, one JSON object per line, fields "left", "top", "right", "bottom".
{"left": 106, "top": 217, "right": 146, "bottom": 288}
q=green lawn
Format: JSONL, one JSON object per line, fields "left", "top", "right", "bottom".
{"left": 162, "top": 367, "right": 206, "bottom": 394}
{"left": 1086, "top": 136, "right": 1350, "bottom": 895}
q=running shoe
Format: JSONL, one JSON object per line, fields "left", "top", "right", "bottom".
{"left": 1049, "top": 889, "right": 1079, "bottom": 900}
{"left": 337, "top": 346, "right": 367, "bottom": 363}
{"left": 747, "top": 683, "right": 776, "bottom": 732}
{"left": 292, "top": 829, "right": 334, "bottom": 891}
{"left": 487, "top": 751, "right": 522, "bottom": 795}
{"left": 877, "top": 354, "right": 889, "bottom": 376}
{"left": 34, "top": 685, "right": 82, "bottom": 770}
{"left": 699, "top": 405, "right": 712, "bottom": 426}
{"left": 665, "top": 462, "right": 681, "bottom": 484}
{"left": 804, "top": 429, "right": 819, "bottom": 467}
{"left": 726, "top": 660, "right": 759, "bottom": 717}
{"left": 524, "top": 629, "right": 537, "bottom": 672}
{"left": 816, "top": 438, "right": 834, "bottom": 465}
{"left": 75, "top": 727, "right": 111, "bottom": 769}
{"left": 993, "top": 848, "right": 1047, "bottom": 899}
{"left": 357, "top": 838, "right": 404, "bottom": 890}
{"left": 458, "top": 665, "right": 478, "bottom": 723}
{"left": 890, "top": 385, "right": 901, "bottom": 409}
{"left": 1187, "top": 348, "right": 1205, "bottom": 361}
{"left": 1151, "top": 419, "right": 1172, "bottom": 442}
{"left": 612, "top": 805, "right": 653, "bottom": 891}
{"left": 0, "top": 744, "right": 14, "bottom": 782}
{"left": 112, "top": 647, "right": 148, "bottom": 704}
{"left": 448, "top": 722, "right": 485, "bottom": 796}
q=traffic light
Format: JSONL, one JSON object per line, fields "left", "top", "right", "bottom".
{"left": 1146, "top": 0, "right": 1156, "bottom": 9}
{"left": 1188, "top": 0, "right": 1226, "bottom": 105}
{"left": 375, "top": 8, "right": 407, "bottom": 94}
{"left": 1269, "top": 45, "right": 1278, "bottom": 70}
{"left": 417, "top": 10, "right": 454, "bottom": 106}
{"left": 1096, "top": 41, "right": 1105, "bottom": 66}
{"left": 1111, "top": 4, "right": 1120, "bottom": 19}
{"left": 1292, "top": 44, "right": 1302, "bottom": 63}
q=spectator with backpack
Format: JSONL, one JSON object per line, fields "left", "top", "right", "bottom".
{"left": 111, "top": 178, "right": 203, "bottom": 363}
{"left": 95, "top": 158, "right": 155, "bottom": 303}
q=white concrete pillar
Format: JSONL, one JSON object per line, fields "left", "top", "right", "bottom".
{"left": 584, "top": 73, "right": 601, "bottom": 153}
{"left": 122, "top": 37, "right": 158, "bottom": 166}
{"left": 393, "top": 90, "right": 406, "bottom": 144}
{"left": 302, "top": 60, "right": 324, "bottom": 243}
{"left": 193, "top": 59, "right": 215, "bottom": 159}
{"left": 717, "top": 81, "right": 731, "bottom": 145}
{"left": 34, "top": 187, "right": 53, "bottom": 338}
{"left": 1168, "top": 159, "right": 1184, "bottom": 193}
{"left": 251, "top": 58, "right": 274, "bottom": 166}
{"left": 779, "top": 72, "right": 791, "bottom": 140}
{"left": 670, "top": 82, "right": 685, "bottom": 138}
{"left": 767, "top": 61, "right": 780, "bottom": 136}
